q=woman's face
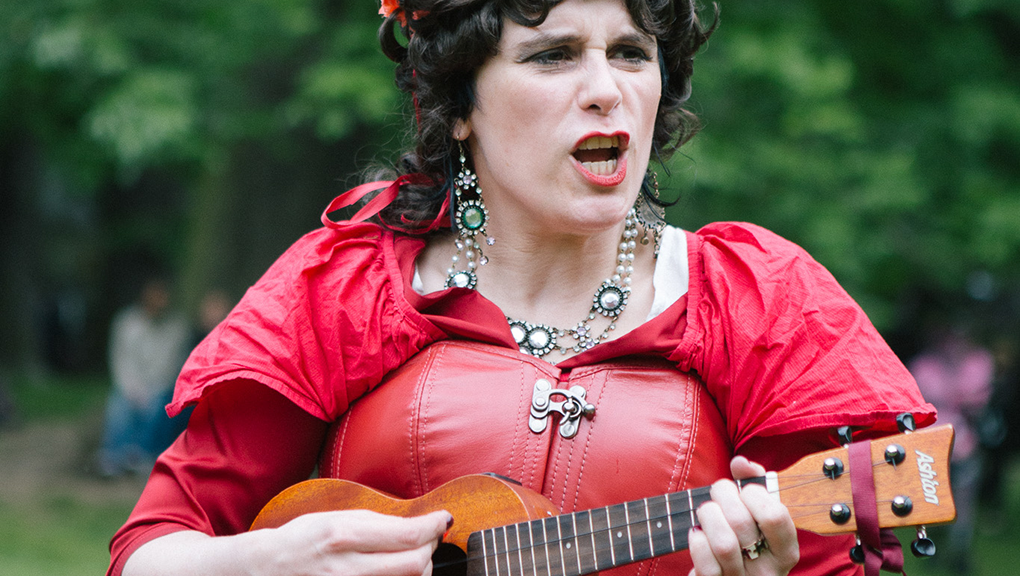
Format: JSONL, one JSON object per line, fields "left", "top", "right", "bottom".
{"left": 461, "top": 0, "right": 661, "bottom": 238}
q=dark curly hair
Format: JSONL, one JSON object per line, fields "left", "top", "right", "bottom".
{"left": 373, "top": 0, "right": 715, "bottom": 231}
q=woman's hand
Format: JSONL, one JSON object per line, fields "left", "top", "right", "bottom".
{"left": 124, "top": 509, "right": 451, "bottom": 576}
{"left": 687, "top": 457, "right": 799, "bottom": 576}
{"left": 249, "top": 509, "right": 452, "bottom": 576}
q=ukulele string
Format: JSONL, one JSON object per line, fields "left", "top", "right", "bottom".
{"left": 435, "top": 458, "right": 892, "bottom": 571}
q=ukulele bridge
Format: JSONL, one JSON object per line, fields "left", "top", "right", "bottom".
{"left": 529, "top": 379, "right": 595, "bottom": 439}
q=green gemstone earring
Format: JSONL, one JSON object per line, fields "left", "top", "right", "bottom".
{"left": 445, "top": 143, "right": 493, "bottom": 289}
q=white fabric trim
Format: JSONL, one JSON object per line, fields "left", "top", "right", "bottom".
{"left": 647, "top": 225, "right": 688, "bottom": 320}
{"left": 412, "top": 265, "right": 425, "bottom": 294}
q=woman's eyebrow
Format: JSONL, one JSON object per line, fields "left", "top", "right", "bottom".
{"left": 510, "top": 32, "right": 581, "bottom": 60}
{"left": 510, "top": 29, "right": 657, "bottom": 61}
{"left": 616, "top": 31, "right": 658, "bottom": 52}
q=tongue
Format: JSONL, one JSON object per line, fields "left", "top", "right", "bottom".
{"left": 574, "top": 148, "right": 616, "bottom": 163}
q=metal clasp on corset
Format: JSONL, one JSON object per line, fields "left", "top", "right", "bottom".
{"left": 529, "top": 379, "right": 595, "bottom": 439}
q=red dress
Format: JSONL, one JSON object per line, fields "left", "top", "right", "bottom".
{"left": 108, "top": 220, "right": 934, "bottom": 576}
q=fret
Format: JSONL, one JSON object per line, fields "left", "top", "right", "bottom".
{"left": 644, "top": 499, "right": 654, "bottom": 553}
{"left": 529, "top": 519, "right": 549, "bottom": 576}
{"left": 466, "top": 531, "right": 487, "bottom": 576}
{"left": 505, "top": 526, "right": 522, "bottom": 576}
{"left": 543, "top": 517, "right": 565, "bottom": 576}
{"left": 558, "top": 513, "right": 580, "bottom": 576}
{"left": 687, "top": 490, "right": 696, "bottom": 528}
{"left": 607, "top": 503, "right": 633, "bottom": 566}
{"left": 482, "top": 528, "right": 499, "bottom": 576}
{"left": 494, "top": 526, "right": 512, "bottom": 576}
{"left": 572, "top": 510, "right": 597, "bottom": 575}
{"left": 514, "top": 521, "right": 535, "bottom": 576}
{"left": 666, "top": 492, "right": 694, "bottom": 553}
{"left": 585, "top": 510, "right": 598, "bottom": 570}
{"left": 626, "top": 500, "right": 652, "bottom": 562}
{"left": 664, "top": 493, "right": 676, "bottom": 551}
{"left": 589, "top": 506, "right": 614, "bottom": 571}
{"left": 646, "top": 495, "right": 673, "bottom": 556}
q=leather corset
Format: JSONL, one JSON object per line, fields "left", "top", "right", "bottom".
{"left": 320, "top": 340, "right": 732, "bottom": 576}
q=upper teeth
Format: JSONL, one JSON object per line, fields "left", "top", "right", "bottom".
{"left": 578, "top": 135, "right": 619, "bottom": 150}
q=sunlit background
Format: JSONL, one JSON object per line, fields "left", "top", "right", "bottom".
{"left": 1, "top": 0, "right": 1018, "bottom": 574}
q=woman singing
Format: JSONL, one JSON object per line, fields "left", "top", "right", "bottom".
{"left": 108, "top": 0, "right": 934, "bottom": 574}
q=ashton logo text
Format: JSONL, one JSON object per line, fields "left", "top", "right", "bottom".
{"left": 915, "top": 450, "right": 940, "bottom": 505}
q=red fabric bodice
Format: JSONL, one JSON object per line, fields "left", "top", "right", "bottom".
{"left": 320, "top": 340, "right": 732, "bottom": 576}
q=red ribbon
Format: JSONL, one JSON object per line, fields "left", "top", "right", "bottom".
{"left": 321, "top": 173, "right": 449, "bottom": 234}
{"left": 849, "top": 441, "right": 906, "bottom": 576}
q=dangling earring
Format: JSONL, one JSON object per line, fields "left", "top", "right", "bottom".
{"left": 634, "top": 170, "right": 667, "bottom": 257}
{"left": 446, "top": 142, "right": 493, "bottom": 289}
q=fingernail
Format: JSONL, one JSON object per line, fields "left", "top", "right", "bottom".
{"left": 446, "top": 514, "right": 455, "bottom": 529}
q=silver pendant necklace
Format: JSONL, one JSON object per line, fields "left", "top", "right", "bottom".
{"left": 506, "top": 209, "right": 638, "bottom": 358}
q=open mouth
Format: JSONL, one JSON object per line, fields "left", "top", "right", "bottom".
{"left": 572, "top": 135, "right": 621, "bottom": 176}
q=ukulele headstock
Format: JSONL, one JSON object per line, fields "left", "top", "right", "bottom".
{"left": 776, "top": 425, "right": 956, "bottom": 535}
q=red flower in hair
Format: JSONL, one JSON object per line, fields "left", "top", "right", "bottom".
{"left": 379, "top": 0, "right": 407, "bottom": 26}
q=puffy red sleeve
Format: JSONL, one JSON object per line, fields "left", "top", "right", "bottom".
{"left": 107, "top": 380, "right": 328, "bottom": 576}
{"left": 673, "top": 222, "right": 935, "bottom": 450}
{"left": 166, "top": 223, "right": 444, "bottom": 421}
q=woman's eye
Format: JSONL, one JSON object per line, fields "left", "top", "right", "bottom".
{"left": 613, "top": 46, "right": 652, "bottom": 63}
{"left": 529, "top": 48, "right": 573, "bottom": 65}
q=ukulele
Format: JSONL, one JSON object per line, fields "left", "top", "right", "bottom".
{"left": 252, "top": 424, "right": 956, "bottom": 576}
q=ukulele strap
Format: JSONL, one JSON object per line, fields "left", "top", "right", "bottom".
{"left": 849, "top": 441, "right": 906, "bottom": 575}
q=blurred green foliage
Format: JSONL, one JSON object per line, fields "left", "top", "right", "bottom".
{"left": 677, "top": 0, "right": 1020, "bottom": 330}
{"left": 0, "top": 0, "right": 1017, "bottom": 370}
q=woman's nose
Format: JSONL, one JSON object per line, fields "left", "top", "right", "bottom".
{"left": 578, "top": 53, "right": 623, "bottom": 115}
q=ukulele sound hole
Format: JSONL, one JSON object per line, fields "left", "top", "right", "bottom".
{"left": 433, "top": 542, "right": 467, "bottom": 576}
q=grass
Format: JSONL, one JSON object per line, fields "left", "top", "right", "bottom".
{"left": 0, "top": 372, "right": 141, "bottom": 576}
{"left": 0, "top": 497, "right": 134, "bottom": 576}
{"left": 1, "top": 372, "right": 1018, "bottom": 575}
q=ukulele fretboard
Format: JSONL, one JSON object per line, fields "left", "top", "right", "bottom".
{"left": 465, "top": 478, "right": 767, "bottom": 576}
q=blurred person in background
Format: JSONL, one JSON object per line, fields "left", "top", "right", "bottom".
{"left": 97, "top": 276, "right": 189, "bottom": 478}
{"left": 909, "top": 319, "right": 994, "bottom": 574}
{"left": 157, "top": 288, "right": 236, "bottom": 445}
{"left": 190, "top": 289, "right": 233, "bottom": 350}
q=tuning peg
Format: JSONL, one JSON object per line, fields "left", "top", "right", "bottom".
{"left": 849, "top": 537, "right": 865, "bottom": 564}
{"left": 896, "top": 413, "right": 916, "bottom": 433}
{"left": 836, "top": 426, "right": 854, "bottom": 446}
{"left": 911, "top": 526, "right": 936, "bottom": 558}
